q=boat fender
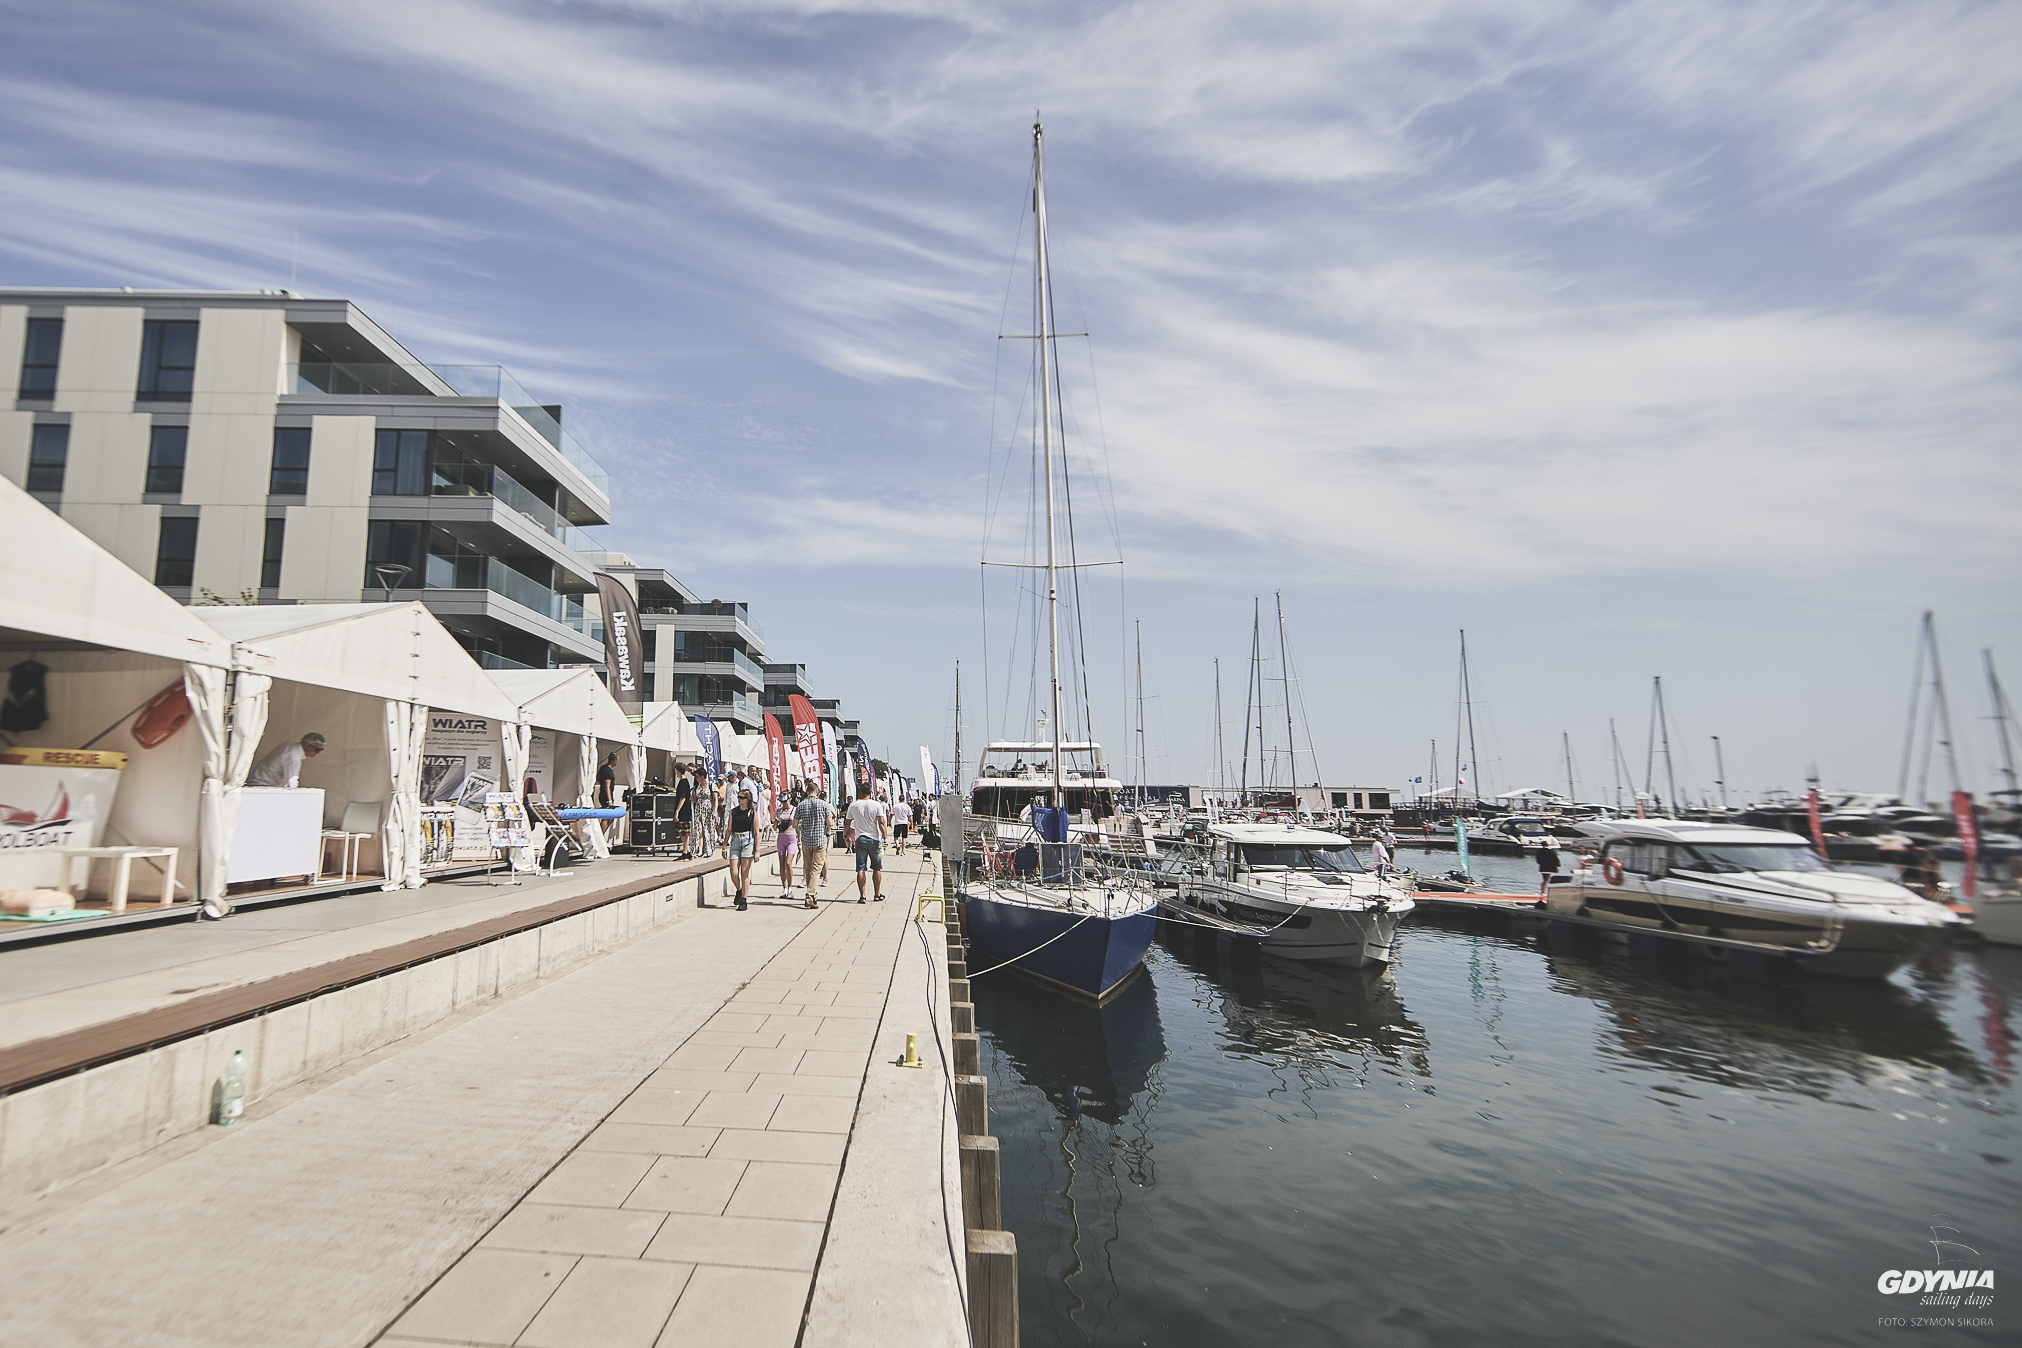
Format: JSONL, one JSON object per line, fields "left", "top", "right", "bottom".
{"left": 1602, "top": 857, "right": 1625, "bottom": 886}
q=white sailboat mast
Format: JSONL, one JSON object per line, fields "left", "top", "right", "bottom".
{"left": 1033, "top": 121, "right": 1064, "bottom": 811}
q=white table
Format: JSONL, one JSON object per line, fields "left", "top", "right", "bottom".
{"left": 58, "top": 846, "right": 179, "bottom": 913}
{"left": 229, "top": 788, "right": 325, "bottom": 885}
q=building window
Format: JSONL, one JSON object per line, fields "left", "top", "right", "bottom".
{"left": 19, "top": 318, "right": 62, "bottom": 398}
{"left": 137, "top": 320, "right": 198, "bottom": 401}
{"left": 364, "top": 519, "right": 425, "bottom": 591}
{"left": 154, "top": 516, "right": 198, "bottom": 587}
{"left": 270, "top": 427, "right": 311, "bottom": 495}
{"left": 146, "top": 424, "right": 188, "bottom": 495}
{"left": 372, "top": 429, "right": 429, "bottom": 495}
{"left": 261, "top": 517, "right": 286, "bottom": 588}
{"left": 26, "top": 424, "right": 69, "bottom": 493}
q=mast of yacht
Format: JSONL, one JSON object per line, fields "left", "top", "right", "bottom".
{"left": 1609, "top": 717, "right": 1632, "bottom": 815}
{"left": 1562, "top": 732, "right": 1576, "bottom": 803}
{"left": 1133, "top": 620, "right": 1145, "bottom": 804}
{"left": 954, "top": 660, "right": 963, "bottom": 799}
{"left": 1643, "top": 677, "right": 1678, "bottom": 817}
{"left": 1455, "top": 631, "right": 1480, "bottom": 807}
{"left": 1032, "top": 120, "right": 1064, "bottom": 813}
{"left": 1711, "top": 735, "right": 1727, "bottom": 810}
{"left": 1212, "top": 658, "right": 1225, "bottom": 810}
{"left": 1277, "top": 593, "right": 1298, "bottom": 793}
{"left": 1987, "top": 650, "right": 2019, "bottom": 801}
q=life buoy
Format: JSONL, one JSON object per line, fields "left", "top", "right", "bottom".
{"left": 1602, "top": 857, "right": 1625, "bottom": 886}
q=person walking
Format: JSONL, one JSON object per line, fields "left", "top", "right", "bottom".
{"left": 891, "top": 795, "right": 913, "bottom": 854}
{"left": 1370, "top": 832, "right": 1391, "bottom": 874}
{"left": 1534, "top": 841, "right": 1563, "bottom": 895}
{"left": 773, "top": 788, "right": 800, "bottom": 898}
{"left": 720, "top": 766, "right": 748, "bottom": 855}
{"left": 846, "top": 785, "right": 890, "bottom": 903}
{"left": 674, "top": 766, "right": 694, "bottom": 857}
{"left": 793, "top": 785, "right": 834, "bottom": 909}
{"left": 693, "top": 769, "right": 719, "bottom": 858}
{"left": 727, "top": 786, "right": 759, "bottom": 909}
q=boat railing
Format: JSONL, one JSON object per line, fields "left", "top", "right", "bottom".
{"left": 954, "top": 813, "right": 1194, "bottom": 897}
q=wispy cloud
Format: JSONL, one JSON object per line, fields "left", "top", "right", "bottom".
{"left": 2, "top": 0, "right": 2016, "bottom": 784}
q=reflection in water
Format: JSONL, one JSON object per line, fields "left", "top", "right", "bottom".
{"left": 1538, "top": 940, "right": 1987, "bottom": 1094}
{"left": 1159, "top": 924, "right": 1432, "bottom": 1092}
{"left": 978, "top": 918, "right": 2022, "bottom": 1348}
{"left": 975, "top": 965, "right": 1169, "bottom": 1341}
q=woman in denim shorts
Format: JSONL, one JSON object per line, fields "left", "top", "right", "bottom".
{"left": 728, "top": 788, "right": 758, "bottom": 910}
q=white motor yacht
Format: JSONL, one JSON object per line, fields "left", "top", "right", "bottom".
{"left": 1170, "top": 823, "right": 1414, "bottom": 967}
{"left": 1551, "top": 820, "right": 1959, "bottom": 979}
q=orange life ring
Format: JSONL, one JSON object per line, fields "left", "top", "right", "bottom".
{"left": 1602, "top": 857, "right": 1625, "bottom": 886}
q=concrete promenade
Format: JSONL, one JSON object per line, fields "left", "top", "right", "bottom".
{"left": 0, "top": 844, "right": 966, "bottom": 1347}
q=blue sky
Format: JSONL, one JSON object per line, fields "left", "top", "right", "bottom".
{"left": 3, "top": 0, "right": 2017, "bottom": 802}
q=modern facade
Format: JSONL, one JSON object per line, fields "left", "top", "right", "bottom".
{"left": 590, "top": 559, "right": 770, "bottom": 735}
{"left": 1, "top": 288, "right": 855, "bottom": 742}
{"left": 0, "top": 289, "right": 610, "bottom": 670}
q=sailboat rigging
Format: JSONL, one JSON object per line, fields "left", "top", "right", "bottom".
{"left": 958, "top": 121, "right": 1156, "bottom": 1003}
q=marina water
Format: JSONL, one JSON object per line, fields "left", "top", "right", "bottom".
{"left": 976, "top": 852, "right": 2016, "bottom": 1346}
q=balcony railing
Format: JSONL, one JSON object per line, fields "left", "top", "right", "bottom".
{"left": 690, "top": 602, "right": 764, "bottom": 641}
{"left": 431, "top": 466, "right": 601, "bottom": 556}
{"left": 433, "top": 366, "right": 611, "bottom": 498}
{"left": 474, "top": 651, "right": 534, "bottom": 671}
{"left": 413, "top": 555, "right": 597, "bottom": 646}
{"left": 287, "top": 361, "right": 612, "bottom": 497}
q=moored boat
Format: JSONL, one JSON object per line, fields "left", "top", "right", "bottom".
{"left": 1168, "top": 823, "right": 1413, "bottom": 967}
{"left": 1549, "top": 819, "right": 1959, "bottom": 979}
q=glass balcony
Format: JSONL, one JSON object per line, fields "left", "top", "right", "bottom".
{"left": 438, "top": 465, "right": 601, "bottom": 556}
{"left": 286, "top": 361, "right": 612, "bottom": 497}
{"left": 691, "top": 601, "right": 764, "bottom": 640}
{"left": 731, "top": 647, "right": 763, "bottom": 686}
{"left": 474, "top": 651, "right": 534, "bottom": 671}
{"left": 291, "top": 361, "right": 447, "bottom": 397}
{"left": 433, "top": 365, "right": 611, "bottom": 497}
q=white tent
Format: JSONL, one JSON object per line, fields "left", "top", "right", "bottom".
{"left": 0, "top": 478, "right": 232, "bottom": 909}
{"left": 491, "top": 668, "right": 642, "bottom": 859}
{"left": 639, "top": 701, "right": 702, "bottom": 788}
{"left": 1493, "top": 787, "right": 1569, "bottom": 802}
{"left": 201, "top": 603, "right": 522, "bottom": 892}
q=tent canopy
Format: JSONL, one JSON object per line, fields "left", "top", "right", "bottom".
{"left": 199, "top": 603, "right": 516, "bottom": 719}
{"left": 0, "top": 477, "right": 230, "bottom": 666}
{"left": 1493, "top": 787, "right": 1568, "bottom": 800}
{"left": 492, "top": 667, "right": 636, "bottom": 743}
{"left": 641, "top": 701, "right": 702, "bottom": 756}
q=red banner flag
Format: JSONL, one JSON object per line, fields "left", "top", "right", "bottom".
{"left": 764, "top": 714, "right": 790, "bottom": 800}
{"left": 787, "top": 694, "right": 826, "bottom": 795}
{"left": 1952, "top": 790, "right": 1980, "bottom": 901}
{"left": 1805, "top": 788, "right": 1829, "bottom": 859}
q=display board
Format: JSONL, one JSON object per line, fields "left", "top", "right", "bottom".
{"left": 420, "top": 712, "right": 501, "bottom": 862}
{"left": 483, "top": 793, "right": 531, "bottom": 850}
{"left": 0, "top": 750, "right": 127, "bottom": 889}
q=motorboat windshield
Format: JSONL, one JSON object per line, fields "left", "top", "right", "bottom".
{"left": 1678, "top": 843, "right": 1832, "bottom": 875}
{"left": 1240, "top": 844, "right": 1367, "bottom": 874}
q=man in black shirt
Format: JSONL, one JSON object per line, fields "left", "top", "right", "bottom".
{"left": 595, "top": 752, "right": 619, "bottom": 808}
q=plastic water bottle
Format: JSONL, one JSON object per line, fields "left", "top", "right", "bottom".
{"left": 220, "top": 1050, "right": 247, "bottom": 1125}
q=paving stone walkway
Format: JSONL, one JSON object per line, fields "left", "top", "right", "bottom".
{"left": 379, "top": 848, "right": 942, "bottom": 1348}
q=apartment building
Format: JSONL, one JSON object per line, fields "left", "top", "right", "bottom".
{"left": 588, "top": 559, "right": 772, "bottom": 735}
{"left": 0, "top": 288, "right": 610, "bottom": 670}
{"left": 1, "top": 288, "right": 857, "bottom": 737}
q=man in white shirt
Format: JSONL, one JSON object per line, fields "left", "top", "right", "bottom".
{"left": 845, "top": 786, "right": 890, "bottom": 903}
{"left": 891, "top": 796, "right": 913, "bottom": 853}
{"left": 248, "top": 732, "right": 326, "bottom": 788}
